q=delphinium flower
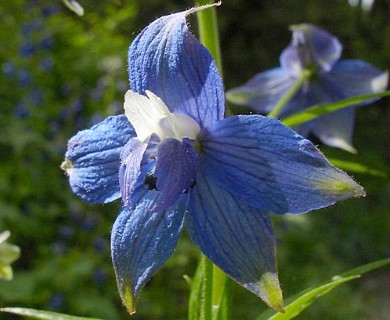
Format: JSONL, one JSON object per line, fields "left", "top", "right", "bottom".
{"left": 61, "top": 5, "right": 365, "bottom": 314}
{"left": 227, "top": 23, "right": 388, "bottom": 152}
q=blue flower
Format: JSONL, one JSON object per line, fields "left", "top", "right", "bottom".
{"left": 226, "top": 23, "right": 388, "bottom": 152}
{"left": 62, "top": 7, "right": 365, "bottom": 314}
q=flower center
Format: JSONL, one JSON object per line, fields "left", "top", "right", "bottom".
{"left": 124, "top": 90, "right": 201, "bottom": 142}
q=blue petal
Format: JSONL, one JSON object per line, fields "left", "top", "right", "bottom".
{"left": 280, "top": 24, "right": 342, "bottom": 77}
{"left": 186, "top": 171, "right": 283, "bottom": 310}
{"left": 199, "top": 115, "right": 365, "bottom": 214}
{"left": 226, "top": 68, "right": 295, "bottom": 113}
{"left": 62, "top": 115, "right": 134, "bottom": 203}
{"left": 152, "top": 138, "right": 198, "bottom": 211}
{"left": 310, "top": 108, "right": 356, "bottom": 153}
{"left": 119, "top": 138, "right": 148, "bottom": 209}
{"left": 326, "top": 59, "right": 388, "bottom": 103}
{"left": 111, "top": 200, "right": 185, "bottom": 314}
{"left": 281, "top": 76, "right": 347, "bottom": 119}
{"left": 128, "top": 9, "right": 224, "bottom": 128}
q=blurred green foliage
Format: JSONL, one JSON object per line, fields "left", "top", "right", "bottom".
{"left": 0, "top": 0, "right": 388, "bottom": 319}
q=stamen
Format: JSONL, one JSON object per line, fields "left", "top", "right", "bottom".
{"left": 143, "top": 172, "right": 158, "bottom": 190}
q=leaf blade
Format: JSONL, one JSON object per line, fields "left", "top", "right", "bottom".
{"left": 256, "top": 257, "right": 390, "bottom": 320}
{"left": 282, "top": 90, "right": 390, "bottom": 127}
{"left": 0, "top": 307, "right": 103, "bottom": 320}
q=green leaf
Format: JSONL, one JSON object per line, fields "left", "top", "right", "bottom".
{"left": 0, "top": 307, "right": 103, "bottom": 320}
{"left": 212, "top": 267, "right": 231, "bottom": 320}
{"left": 256, "top": 257, "right": 390, "bottom": 320}
{"left": 188, "top": 257, "right": 204, "bottom": 320}
{"left": 281, "top": 90, "right": 390, "bottom": 127}
{"left": 328, "top": 158, "right": 387, "bottom": 178}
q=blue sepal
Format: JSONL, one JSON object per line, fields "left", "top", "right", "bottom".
{"left": 326, "top": 59, "right": 389, "bottom": 103}
{"left": 111, "top": 199, "right": 185, "bottom": 314}
{"left": 200, "top": 115, "right": 365, "bottom": 214}
{"left": 62, "top": 115, "right": 134, "bottom": 203}
{"left": 310, "top": 107, "right": 356, "bottom": 153}
{"left": 128, "top": 9, "right": 224, "bottom": 128}
{"left": 186, "top": 171, "right": 283, "bottom": 310}
{"left": 226, "top": 68, "right": 294, "bottom": 113}
{"left": 119, "top": 138, "right": 149, "bottom": 209}
{"left": 280, "top": 23, "right": 342, "bottom": 76}
{"left": 153, "top": 138, "right": 198, "bottom": 211}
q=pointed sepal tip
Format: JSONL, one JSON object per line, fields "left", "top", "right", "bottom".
{"left": 119, "top": 285, "right": 137, "bottom": 315}
{"left": 259, "top": 272, "right": 285, "bottom": 313}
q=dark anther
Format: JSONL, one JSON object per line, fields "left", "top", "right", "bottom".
{"left": 143, "top": 173, "right": 158, "bottom": 190}
{"left": 184, "top": 179, "right": 197, "bottom": 193}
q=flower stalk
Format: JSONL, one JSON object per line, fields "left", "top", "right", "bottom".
{"left": 268, "top": 69, "right": 312, "bottom": 118}
{"left": 195, "top": 1, "right": 230, "bottom": 319}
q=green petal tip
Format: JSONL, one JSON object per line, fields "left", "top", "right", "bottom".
{"left": 119, "top": 285, "right": 137, "bottom": 315}
{"left": 259, "top": 272, "right": 285, "bottom": 313}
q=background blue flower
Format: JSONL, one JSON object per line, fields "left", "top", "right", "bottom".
{"left": 227, "top": 23, "right": 388, "bottom": 152}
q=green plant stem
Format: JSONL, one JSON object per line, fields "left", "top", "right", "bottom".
{"left": 268, "top": 69, "right": 312, "bottom": 118}
{"left": 201, "top": 256, "right": 213, "bottom": 320}
{"left": 195, "top": 2, "right": 230, "bottom": 319}
{"left": 195, "top": 1, "right": 223, "bottom": 74}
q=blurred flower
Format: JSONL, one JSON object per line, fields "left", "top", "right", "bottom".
{"left": 19, "top": 42, "right": 36, "bottom": 58}
{"left": 50, "top": 242, "right": 68, "bottom": 255}
{"left": 2, "top": 61, "right": 16, "bottom": 77}
{"left": 48, "top": 293, "right": 65, "bottom": 311}
{"left": 40, "top": 35, "right": 54, "bottom": 50}
{"left": 58, "top": 225, "right": 75, "bottom": 240}
{"left": 62, "top": 6, "right": 365, "bottom": 314}
{"left": 17, "top": 68, "right": 33, "bottom": 87}
{"left": 0, "top": 231, "right": 21, "bottom": 281}
{"left": 21, "top": 22, "right": 36, "bottom": 36}
{"left": 21, "top": 18, "right": 42, "bottom": 36}
{"left": 39, "top": 56, "right": 54, "bottom": 72}
{"left": 227, "top": 23, "right": 388, "bottom": 152}
{"left": 14, "top": 101, "right": 30, "bottom": 118}
{"left": 28, "top": 88, "right": 44, "bottom": 105}
{"left": 108, "top": 100, "right": 122, "bottom": 114}
{"left": 41, "top": 4, "right": 60, "bottom": 17}
{"left": 92, "top": 237, "right": 108, "bottom": 252}
{"left": 88, "top": 113, "right": 105, "bottom": 126}
{"left": 90, "top": 78, "right": 106, "bottom": 101}
{"left": 93, "top": 267, "right": 108, "bottom": 286}
{"left": 80, "top": 215, "right": 100, "bottom": 232}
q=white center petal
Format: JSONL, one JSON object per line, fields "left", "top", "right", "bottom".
{"left": 370, "top": 71, "right": 389, "bottom": 93}
{"left": 124, "top": 90, "right": 201, "bottom": 142}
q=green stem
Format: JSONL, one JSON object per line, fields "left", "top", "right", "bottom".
{"left": 195, "top": 2, "right": 230, "bottom": 319}
{"left": 195, "top": 1, "right": 223, "bottom": 74}
{"left": 268, "top": 69, "right": 312, "bottom": 119}
{"left": 201, "top": 256, "right": 213, "bottom": 320}
{"left": 211, "top": 265, "right": 230, "bottom": 320}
